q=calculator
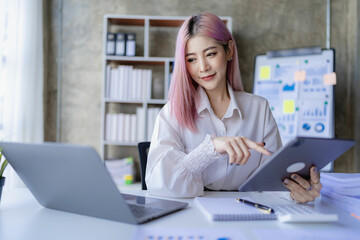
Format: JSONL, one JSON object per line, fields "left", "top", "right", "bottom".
{"left": 273, "top": 204, "right": 338, "bottom": 223}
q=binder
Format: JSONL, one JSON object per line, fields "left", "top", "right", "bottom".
{"left": 125, "top": 33, "right": 136, "bottom": 56}
{"left": 115, "top": 33, "right": 126, "bottom": 56}
{"left": 106, "top": 33, "right": 116, "bottom": 55}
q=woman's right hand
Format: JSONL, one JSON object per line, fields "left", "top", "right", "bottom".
{"left": 212, "top": 136, "right": 271, "bottom": 165}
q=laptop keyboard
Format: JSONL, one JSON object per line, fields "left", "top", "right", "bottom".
{"left": 275, "top": 204, "right": 315, "bottom": 215}
{"left": 128, "top": 204, "right": 163, "bottom": 218}
{"left": 273, "top": 204, "right": 338, "bottom": 222}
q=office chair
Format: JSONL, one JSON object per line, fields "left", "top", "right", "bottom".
{"left": 137, "top": 141, "right": 151, "bottom": 190}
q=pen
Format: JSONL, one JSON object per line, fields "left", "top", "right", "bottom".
{"left": 236, "top": 198, "right": 274, "bottom": 214}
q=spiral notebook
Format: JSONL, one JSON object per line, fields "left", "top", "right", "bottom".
{"left": 194, "top": 197, "right": 276, "bottom": 221}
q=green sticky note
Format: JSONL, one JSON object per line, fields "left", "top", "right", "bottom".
{"left": 259, "top": 66, "right": 271, "bottom": 80}
{"left": 283, "top": 100, "right": 295, "bottom": 114}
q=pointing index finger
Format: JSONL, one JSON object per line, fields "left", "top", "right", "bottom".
{"left": 243, "top": 138, "right": 272, "bottom": 155}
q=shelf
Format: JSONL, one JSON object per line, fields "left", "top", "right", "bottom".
{"left": 148, "top": 99, "right": 167, "bottom": 104}
{"left": 103, "top": 141, "right": 138, "bottom": 146}
{"left": 105, "top": 56, "right": 174, "bottom": 65}
{"left": 104, "top": 99, "right": 145, "bottom": 104}
{"left": 149, "top": 19, "right": 185, "bottom": 27}
{"left": 105, "top": 15, "right": 230, "bottom": 28}
{"left": 104, "top": 99, "right": 167, "bottom": 104}
{"left": 107, "top": 17, "right": 145, "bottom": 26}
{"left": 149, "top": 17, "right": 230, "bottom": 27}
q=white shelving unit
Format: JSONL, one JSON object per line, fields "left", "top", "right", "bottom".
{"left": 100, "top": 15, "right": 232, "bottom": 162}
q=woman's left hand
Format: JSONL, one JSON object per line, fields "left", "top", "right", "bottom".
{"left": 283, "top": 166, "right": 322, "bottom": 203}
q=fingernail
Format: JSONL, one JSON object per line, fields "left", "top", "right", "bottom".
{"left": 313, "top": 167, "right": 317, "bottom": 173}
{"left": 291, "top": 174, "right": 297, "bottom": 179}
{"left": 283, "top": 179, "right": 289, "bottom": 185}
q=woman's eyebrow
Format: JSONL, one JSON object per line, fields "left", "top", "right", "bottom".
{"left": 185, "top": 46, "right": 217, "bottom": 57}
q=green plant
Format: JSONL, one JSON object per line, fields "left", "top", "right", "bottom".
{"left": 0, "top": 148, "right": 8, "bottom": 178}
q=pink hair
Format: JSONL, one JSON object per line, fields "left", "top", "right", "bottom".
{"left": 168, "top": 12, "right": 243, "bottom": 132}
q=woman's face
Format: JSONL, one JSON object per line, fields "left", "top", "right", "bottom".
{"left": 185, "top": 35, "right": 232, "bottom": 92}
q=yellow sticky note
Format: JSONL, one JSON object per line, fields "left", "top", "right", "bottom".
{"left": 294, "top": 70, "right": 306, "bottom": 82}
{"left": 124, "top": 174, "right": 133, "bottom": 185}
{"left": 283, "top": 100, "right": 295, "bottom": 114}
{"left": 323, "top": 72, "right": 336, "bottom": 85}
{"left": 259, "top": 66, "right": 271, "bottom": 80}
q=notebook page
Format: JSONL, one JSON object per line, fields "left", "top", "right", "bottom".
{"left": 194, "top": 197, "right": 276, "bottom": 221}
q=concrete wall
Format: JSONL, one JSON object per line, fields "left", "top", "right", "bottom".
{"left": 44, "top": 0, "right": 360, "bottom": 173}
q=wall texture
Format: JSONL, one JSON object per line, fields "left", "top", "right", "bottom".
{"left": 44, "top": 0, "right": 360, "bottom": 173}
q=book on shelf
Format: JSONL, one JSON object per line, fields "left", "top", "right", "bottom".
{"left": 124, "top": 114, "right": 131, "bottom": 142}
{"left": 130, "top": 114, "right": 137, "bottom": 142}
{"left": 105, "top": 106, "right": 160, "bottom": 143}
{"left": 105, "top": 65, "right": 111, "bottom": 98}
{"left": 106, "top": 65, "right": 152, "bottom": 100}
{"left": 147, "top": 107, "right": 161, "bottom": 141}
{"left": 194, "top": 197, "right": 276, "bottom": 221}
{"left": 106, "top": 33, "right": 116, "bottom": 55}
{"left": 109, "top": 67, "right": 117, "bottom": 99}
{"left": 117, "top": 113, "right": 125, "bottom": 142}
{"left": 125, "top": 33, "right": 136, "bottom": 56}
{"left": 110, "top": 113, "right": 118, "bottom": 142}
{"left": 136, "top": 107, "right": 146, "bottom": 142}
{"left": 105, "top": 113, "right": 137, "bottom": 143}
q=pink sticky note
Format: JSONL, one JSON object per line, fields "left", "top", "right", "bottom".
{"left": 294, "top": 70, "right": 306, "bottom": 82}
{"left": 323, "top": 72, "right": 337, "bottom": 85}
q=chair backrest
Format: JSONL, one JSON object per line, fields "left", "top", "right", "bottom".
{"left": 137, "top": 141, "right": 151, "bottom": 190}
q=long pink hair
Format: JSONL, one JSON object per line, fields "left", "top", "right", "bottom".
{"left": 168, "top": 12, "right": 243, "bottom": 132}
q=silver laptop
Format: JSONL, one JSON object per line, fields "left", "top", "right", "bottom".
{"left": 0, "top": 142, "right": 188, "bottom": 224}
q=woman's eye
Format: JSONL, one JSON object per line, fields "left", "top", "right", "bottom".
{"left": 207, "top": 52, "right": 217, "bottom": 57}
{"left": 187, "top": 58, "right": 195, "bottom": 63}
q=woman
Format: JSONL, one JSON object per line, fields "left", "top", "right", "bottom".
{"left": 145, "top": 12, "right": 322, "bottom": 202}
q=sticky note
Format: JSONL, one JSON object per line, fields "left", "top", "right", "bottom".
{"left": 259, "top": 66, "right": 271, "bottom": 80}
{"left": 124, "top": 174, "right": 133, "bottom": 185}
{"left": 283, "top": 100, "right": 295, "bottom": 114}
{"left": 323, "top": 72, "right": 336, "bottom": 85}
{"left": 294, "top": 70, "right": 306, "bottom": 82}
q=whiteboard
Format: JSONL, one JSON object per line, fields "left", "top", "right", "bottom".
{"left": 253, "top": 49, "right": 335, "bottom": 145}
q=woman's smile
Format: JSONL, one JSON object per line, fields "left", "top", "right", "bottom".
{"left": 201, "top": 73, "right": 216, "bottom": 81}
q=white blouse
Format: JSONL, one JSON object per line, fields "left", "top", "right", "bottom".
{"left": 146, "top": 84, "right": 282, "bottom": 198}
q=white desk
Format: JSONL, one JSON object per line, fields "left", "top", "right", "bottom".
{"left": 0, "top": 187, "right": 359, "bottom": 240}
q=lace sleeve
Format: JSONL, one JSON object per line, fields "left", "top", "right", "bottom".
{"left": 181, "top": 134, "right": 223, "bottom": 175}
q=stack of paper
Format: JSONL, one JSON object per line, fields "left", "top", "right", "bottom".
{"left": 105, "top": 157, "right": 134, "bottom": 186}
{"left": 320, "top": 172, "right": 360, "bottom": 217}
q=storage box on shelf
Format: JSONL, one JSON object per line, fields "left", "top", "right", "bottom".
{"left": 101, "top": 15, "right": 232, "bottom": 183}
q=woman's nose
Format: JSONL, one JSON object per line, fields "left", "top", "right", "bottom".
{"left": 199, "top": 58, "right": 210, "bottom": 73}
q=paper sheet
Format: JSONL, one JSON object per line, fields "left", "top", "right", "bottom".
{"left": 253, "top": 229, "right": 360, "bottom": 240}
{"left": 132, "top": 228, "right": 247, "bottom": 240}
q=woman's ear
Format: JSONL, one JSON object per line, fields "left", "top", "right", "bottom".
{"left": 227, "top": 40, "right": 234, "bottom": 61}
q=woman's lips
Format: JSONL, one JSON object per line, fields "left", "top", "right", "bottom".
{"left": 201, "top": 73, "right": 216, "bottom": 81}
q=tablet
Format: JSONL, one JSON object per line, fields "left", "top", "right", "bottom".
{"left": 238, "top": 137, "right": 355, "bottom": 192}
